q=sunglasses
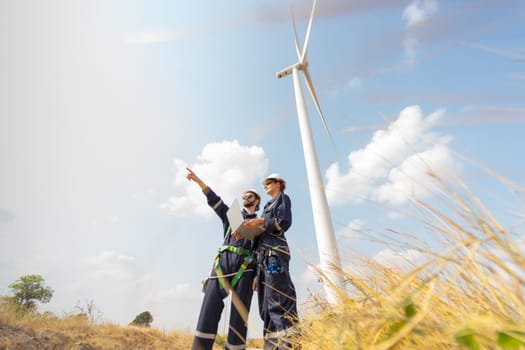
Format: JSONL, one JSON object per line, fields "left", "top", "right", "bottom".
{"left": 264, "top": 179, "right": 277, "bottom": 186}
{"left": 242, "top": 194, "right": 256, "bottom": 200}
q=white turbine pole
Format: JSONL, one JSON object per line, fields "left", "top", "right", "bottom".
{"left": 290, "top": 66, "right": 344, "bottom": 303}
{"left": 276, "top": 0, "right": 345, "bottom": 303}
{"left": 276, "top": 0, "right": 344, "bottom": 303}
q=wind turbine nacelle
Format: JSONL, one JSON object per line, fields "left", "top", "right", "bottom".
{"left": 276, "top": 63, "right": 300, "bottom": 79}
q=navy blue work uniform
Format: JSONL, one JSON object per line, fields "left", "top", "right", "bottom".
{"left": 192, "top": 187, "right": 257, "bottom": 350}
{"left": 256, "top": 192, "right": 298, "bottom": 350}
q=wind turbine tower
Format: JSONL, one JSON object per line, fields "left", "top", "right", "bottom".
{"left": 276, "top": 0, "right": 345, "bottom": 303}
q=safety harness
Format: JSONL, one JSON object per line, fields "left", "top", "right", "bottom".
{"left": 213, "top": 227, "right": 255, "bottom": 292}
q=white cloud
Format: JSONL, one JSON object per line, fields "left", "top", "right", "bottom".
{"left": 402, "top": 0, "right": 438, "bottom": 28}
{"left": 373, "top": 143, "right": 455, "bottom": 204}
{"left": 325, "top": 105, "right": 459, "bottom": 205}
{"left": 373, "top": 248, "right": 427, "bottom": 272}
{"left": 163, "top": 140, "right": 268, "bottom": 217}
{"left": 402, "top": 0, "right": 438, "bottom": 64}
{"left": 338, "top": 219, "right": 365, "bottom": 239}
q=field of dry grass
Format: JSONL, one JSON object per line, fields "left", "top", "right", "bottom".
{"left": 291, "top": 172, "right": 525, "bottom": 349}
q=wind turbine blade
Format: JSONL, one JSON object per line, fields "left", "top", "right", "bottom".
{"left": 303, "top": 67, "right": 333, "bottom": 141}
{"left": 301, "top": 0, "right": 317, "bottom": 64}
{"left": 291, "top": 5, "right": 302, "bottom": 61}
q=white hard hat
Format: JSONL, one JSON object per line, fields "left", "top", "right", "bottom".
{"left": 242, "top": 189, "right": 261, "bottom": 200}
{"left": 261, "top": 173, "right": 286, "bottom": 185}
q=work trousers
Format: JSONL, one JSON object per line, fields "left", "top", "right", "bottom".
{"left": 258, "top": 254, "right": 298, "bottom": 350}
{"left": 192, "top": 269, "right": 255, "bottom": 350}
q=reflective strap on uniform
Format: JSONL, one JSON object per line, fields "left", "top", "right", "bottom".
{"left": 265, "top": 327, "right": 300, "bottom": 342}
{"left": 212, "top": 199, "right": 223, "bottom": 210}
{"left": 265, "top": 329, "right": 290, "bottom": 340}
{"left": 194, "top": 330, "right": 216, "bottom": 340}
{"left": 226, "top": 342, "right": 246, "bottom": 350}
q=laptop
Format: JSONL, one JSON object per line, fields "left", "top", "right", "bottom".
{"left": 226, "top": 199, "right": 264, "bottom": 240}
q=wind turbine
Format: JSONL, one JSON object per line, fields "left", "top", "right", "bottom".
{"left": 276, "top": 0, "right": 345, "bottom": 303}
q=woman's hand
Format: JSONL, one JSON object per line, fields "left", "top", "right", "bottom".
{"left": 245, "top": 217, "right": 264, "bottom": 228}
{"left": 231, "top": 231, "right": 242, "bottom": 240}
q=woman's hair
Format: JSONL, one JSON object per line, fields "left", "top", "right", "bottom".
{"left": 277, "top": 180, "right": 286, "bottom": 192}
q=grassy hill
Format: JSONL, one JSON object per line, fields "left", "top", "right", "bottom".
{"left": 0, "top": 309, "right": 193, "bottom": 349}
{"left": 0, "top": 302, "right": 263, "bottom": 350}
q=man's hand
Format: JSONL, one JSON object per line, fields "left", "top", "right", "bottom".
{"left": 186, "top": 167, "right": 200, "bottom": 182}
{"left": 186, "top": 167, "right": 207, "bottom": 191}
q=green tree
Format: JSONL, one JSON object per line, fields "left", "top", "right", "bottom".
{"left": 129, "top": 311, "right": 153, "bottom": 327}
{"left": 8, "top": 274, "right": 53, "bottom": 309}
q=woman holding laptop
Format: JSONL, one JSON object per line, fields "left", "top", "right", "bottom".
{"left": 245, "top": 173, "right": 298, "bottom": 350}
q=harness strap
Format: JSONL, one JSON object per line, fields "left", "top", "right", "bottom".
{"left": 214, "top": 254, "right": 254, "bottom": 291}
{"left": 218, "top": 245, "right": 251, "bottom": 256}
{"left": 214, "top": 255, "right": 228, "bottom": 290}
{"left": 230, "top": 254, "right": 254, "bottom": 288}
{"left": 214, "top": 242, "right": 254, "bottom": 291}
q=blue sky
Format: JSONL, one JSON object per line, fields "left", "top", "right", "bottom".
{"left": 1, "top": 0, "right": 524, "bottom": 338}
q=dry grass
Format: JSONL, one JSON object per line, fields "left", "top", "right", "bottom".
{"left": 0, "top": 305, "right": 195, "bottom": 349}
{"left": 292, "top": 172, "right": 525, "bottom": 349}
{"left": 0, "top": 302, "right": 264, "bottom": 349}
